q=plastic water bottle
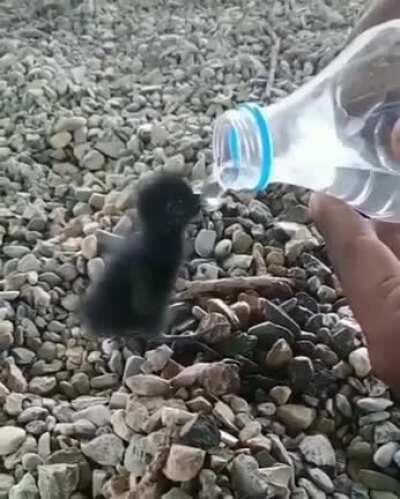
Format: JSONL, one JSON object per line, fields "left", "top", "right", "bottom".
{"left": 202, "top": 19, "right": 400, "bottom": 222}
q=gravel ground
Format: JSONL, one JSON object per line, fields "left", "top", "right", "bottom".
{"left": 2, "top": 0, "right": 400, "bottom": 498}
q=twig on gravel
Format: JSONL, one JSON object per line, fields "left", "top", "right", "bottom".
{"left": 263, "top": 20, "right": 281, "bottom": 99}
{"left": 174, "top": 275, "right": 294, "bottom": 301}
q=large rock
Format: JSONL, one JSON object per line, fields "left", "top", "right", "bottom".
{"left": 81, "top": 434, "right": 124, "bottom": 466}
{"left": 0, "top": 426, "right": 26, "bottom": 456}
{"left": 163, "top": 444, "right": 206, "bottom": 482}
{"left": 37, "top": 464, "right": 79, "bottom": 499}
{"left": 299, "top": 435, "right": 336, "bottom": 468}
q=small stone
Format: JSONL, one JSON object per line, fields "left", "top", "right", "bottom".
{"left": 223, "top": 254, "right": 253, "bottom": 271}
{"left": 90, "top": 373, "right": 119, "bottom": 389}
{"left": 9, "top": 472, "right": 39, "bottom": 499}
{"left": 29, "top": 376, "right": 56, "bottom": 395}
{"left": 123, "top": 355, "right": 145, "bottom": 381}
{"left": 122, "top": 433, "right": 146, "bottom": 474}
{"left": 196, "top": 312, "right": 232, "bottom": 344}
{"left": 195, "top": 230, "right": 217, "bottom": 258}
{"left": 257, "top": 402, "right": 277, "bottom": 417}
{"left": 143, "top": 345, "right": 173, "bottom": 373}
{"left": 180, "top": 416, "right": 221, "bottom": 450}
{"left": 206, "top": 298, "right": 241, "bottom": 329}
{"left": 17, "top": 254, "right": 41, "bottom": 273}
{"left": 358, "top": 469, "right": 400, "bottom": 494}
{"left": 213, "top": 401, "right": 236, "bottom": 431}
{"left": 163, "top": 444, "right": 206, "bottom": 482}
{"left": 371, "top": 493, "right": 398, "bottom": 499}
{"left": 231, "top": 454, "right": 270, "bottom": 498}
{"left": 49, "top": 132, "right": 72, "bottom": 149}
{"left": 22, "top": 453, "right": 43, "bottom": 471}
{"left": 349, "top": 347, "right": 371, "bottom": 378}
{"left": 18, "top": 407, "right": 48, "bottom": 424}
{"left": 249, "top": 200, "right": 273, "bottom": 224}
{"left": 162, "top": 488, "right": 192, "bottom": 499}
{"left": 0, "top": 426, "right": 26, "bottom": 456}
{"left": 54, "top": 116, "right": 87, "bottom": 132}
{"left": 111, "top": 410, "right": 133, "bottom": 442}
{"left": 214, "top": 239, "right": 232, "bottom": 259}
{"left": 198, "top": 469, "right": 222, "bottom": 499}
{"left": 0, "top": 474, "right": 15, "bottom": 498}
{"left": 72, "top": 405, "right": 111, "bottom": 427}
{"left": 163, "top": 154, "right": 187, "bottom": 175}
{"left": 239, "top": 421, "right": 262, "bottom": 442}
{"left": 298, "top": 478, "right": 327, "bottom": 499}
{"left": 81, "top": 434, "right": 124, "bottom": 466}
{"left": 276, "top": 405, "right": 316, "bottom": 433}
{"left": 125, "top": 374, "right": 171, "bottom": 396}
{"left": 81, "top": 235, "right": 97, "bottom": 259}
{"left": 194, "top": 263, "right": 219, "bottom": 280}
{"left": 7, "top": 361, "right": 28, "bottom": 392}
{"left": 262, "top": 300, "right": 301, "bottom": 337}
{"left": 249, "top": 322, "right": 294, "bottom": 349}
{"left": 3, "top": 245, "right": 30, "bottom": 258}
{"left": 307, "top": 467, "right": 334, "bottom": 493}
{"left": 265, "top": 339, "right": 293, "bottom": 369}
{"left": 375, "top": 422, "right": 400, "bottom": 445}
{"left": 38, "top": 464, "right": 79, "bottom": 499}
{"left": 0, "top": 320, "right": 14, "bottom": 350}
{"left": 80, "top": 150, "right": 105, "bottom": 171}
{"left": 356, "top": 398, "right": 394, "bottom": 412}
{"left": 270, "top": 386, "right": 292, "bottom": 405}
{"left": 186, "top": 397, "right": 213, "bottom": 414}
{"left": 289, "top": 356, "right": 314, "bottom": 391}
{"left": 335, "top": 393, "right": 352, "bottom": 418}
{"left": 374, "top": 442, "right": 399, "bottom": 468}
{"left": 0, "top": 381, "right": 10, "bottom": 400}
{"left": 259, "top": 463, "right": 292, "bottom": 489}
{"left": 95, "top": 133, "right": 125, "bottom": 159}
{"left": 299, "top": 435, "right": 336, "bottom": 468}
{"left": 161, "top": 407, "right": 195, "bottom": 428}
{"left": 125, "top": 400, "right": 149, "bottom": 432}
{"left": 225, "top": 394, "right": 250, "bottom": 414}
{"left": 232, "top": 229, "right": 253, "bottom": 253}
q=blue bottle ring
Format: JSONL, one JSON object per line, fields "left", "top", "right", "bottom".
{"left": 241, "top": 103, "right": 274, "bottom": 192}
{"left": 226, "top": 103, "right": 274, "bottom": 193}
{"left": 228, "top": 126, "right": 241, "bottom": 170}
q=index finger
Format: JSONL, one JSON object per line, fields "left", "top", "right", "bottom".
{"left": 310, "top": 193, "right": 400, "bottom": 387}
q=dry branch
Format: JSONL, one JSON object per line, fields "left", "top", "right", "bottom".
{"left": 174, "top": 275, "right": 294, "bottom": 301}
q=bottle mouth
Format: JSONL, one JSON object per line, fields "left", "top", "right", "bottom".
{"left": 212, "top": 103, "right": 274, "bottom": 193}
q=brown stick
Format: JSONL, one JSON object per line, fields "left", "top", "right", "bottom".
{"left": 264, "top": 20, "right": 281, "bottom": 99}
{"left": 174, "top": 275, "right": 294, "bottom": 301}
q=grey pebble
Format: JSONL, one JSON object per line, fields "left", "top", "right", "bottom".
{"left": 38, "top": 464, "right": 79, "bottom": 499}
{"left": 214, "top": 239, "right": 232, "bottom": 259}
{"left": 195, "top": 229, "right": 217, "bottom": 258}
{"left": 231, "top": 454, "right": 269, "bottom": 499}
{"left": 374, "top": 442, "right": 400, "bottom": 469}
{"left": 9, "top": 472, "right": 39, "bottom": 499}
{"left": 81, "top": 434, "right": 124, "bottom": 466}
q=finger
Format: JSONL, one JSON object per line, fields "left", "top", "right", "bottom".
{"left": 374, "top": 220, "right": 400, "bottom": 259}
{"left": 310, "top": 192, "right": 400, "bottom": 389}
{"left": 309, "top": 192, "right": 373, "bottom": 278}
{"left": 348, "top": 0, "right": 400, "bottom": 42}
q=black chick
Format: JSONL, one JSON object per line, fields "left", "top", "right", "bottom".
{"left": 80, "top": 172, "right": 201, "bottom": 342}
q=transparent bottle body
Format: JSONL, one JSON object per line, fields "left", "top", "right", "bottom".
{"left": 207, "top": 20, "right": 400, "bottom": 222}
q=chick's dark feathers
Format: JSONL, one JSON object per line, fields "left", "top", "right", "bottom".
{"left": 81, "top": 173, "right": 200, "bottom": 339}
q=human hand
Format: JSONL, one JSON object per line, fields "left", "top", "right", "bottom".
{"left": 310, "top": 193, "right": 400, "bottom": 391}
{"left": 308, "top": 0, "right": 400, "bottom": 392}
{"left": 348, "top": 0, "right": 400, "bottom": 42}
